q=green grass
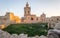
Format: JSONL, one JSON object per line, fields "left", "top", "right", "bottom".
{"left": 3, "top": 23, "right": 48, "bottom": 37}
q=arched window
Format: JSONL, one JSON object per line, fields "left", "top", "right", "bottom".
{"left": 31, "top": 18, "right": 33, "bottom": 20}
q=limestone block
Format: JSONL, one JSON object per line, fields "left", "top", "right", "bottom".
{"left": 10, "top": 34, "right": 18, "bottom": 38}
{"left": 18, "top": 33, "right": 27, "bottom": 38}
{"left": 2, "top": 32, "right": 11, "bottom": 38}
{"left": 39, "top": 35, "right": 47, "bottom": 38}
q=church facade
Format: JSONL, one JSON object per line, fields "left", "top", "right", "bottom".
{"left": 21, "top": 2, "right": 46, "bottom": 23}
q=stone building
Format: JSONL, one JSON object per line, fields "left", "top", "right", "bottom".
{"left": 0, "top": 2, "right": 60, "bottom": 28}
{"left": 21, "top": 2, "right": 60, "bottom": 28}
{"left": 0, "top": 12, "right": 21, "bottom": 29}
{"left": 5, "top": 12, "right": 21, "bottom": 24}
{"left": 21, "top": 2, "right": 46, "bottom": 23}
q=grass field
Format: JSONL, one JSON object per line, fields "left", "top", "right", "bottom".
{"left": 3, "top": 23, "right": 48, "bottom": 36}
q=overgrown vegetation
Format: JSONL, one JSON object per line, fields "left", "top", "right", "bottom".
{"left": 3, "top": 23, "right": 48, "bottom": 36}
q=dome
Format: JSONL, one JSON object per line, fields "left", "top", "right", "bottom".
{"left": 41, "top": 12, "right": 46, "bottom": 17}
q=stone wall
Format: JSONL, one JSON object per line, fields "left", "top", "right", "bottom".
{"left": 0, "top": 29, "right": 47, "bottom": 38}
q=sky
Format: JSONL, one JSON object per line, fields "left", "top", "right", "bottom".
{"left": 0, "top": 0, "right": 60, "bottom": 17}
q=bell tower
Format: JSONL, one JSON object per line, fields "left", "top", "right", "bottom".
{"left": 24, "top": 2, "right": 31, "bottom": 16}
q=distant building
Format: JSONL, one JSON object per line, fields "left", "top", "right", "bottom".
{"left": 0, "top": 12, "right": 21, "bottom": 29}
{"left": 0, "top": 2, "right": 60, "bottom": 29}
{"left": 21, "top": 2, "right": 60, "bottom": 28}
{"left": 21, "top": 2, "right": 46, "bottom": 23}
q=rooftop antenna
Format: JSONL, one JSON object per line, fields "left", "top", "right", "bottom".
{"left": 42, "top": 8, "right": 45, "bottom": 13}
{"left": 6, "top": 9, "right": 10, "bottom": 12}
{"left": 25, "top": 0, "right": 28, "bottom": 2}
{"left": 6, "top": 9, "right": 10, "bottom": 14}
{"left": 6, "top": 9, "right": 9, "bottom": 12}
{"left": 0, "top": 10, "right": 2, "bottom": 16}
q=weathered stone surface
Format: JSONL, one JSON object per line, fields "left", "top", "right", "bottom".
{"left": 18, "top": 33, "right": 27, "bottom": 38}
{"left": 39, "top": 35, "right": 47, "bottom": 38}
{"left": 0, "top": 29, "right": 47, "bottom": 38}
{"left": 10, "top": 34, "right": 18, "bottom": 38}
